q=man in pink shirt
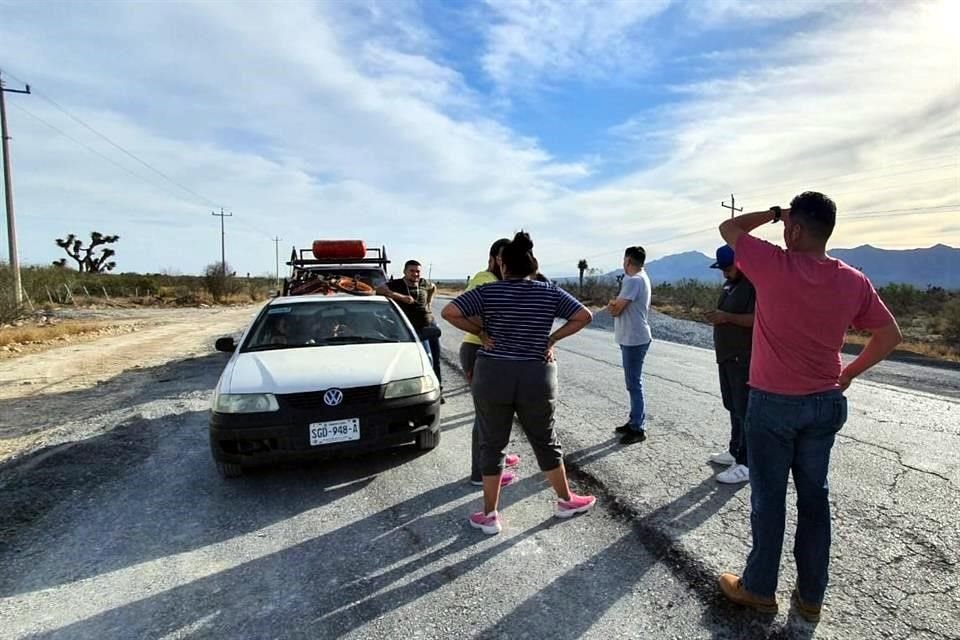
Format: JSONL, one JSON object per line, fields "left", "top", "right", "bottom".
{"left": 716, "top": 191, "right": 902, "bottom": 621}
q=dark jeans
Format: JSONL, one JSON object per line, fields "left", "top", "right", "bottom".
{"left": 620, "top": 342, "right": 651, "bottom": 431}
{"left": 459, "top": 342, "right": 483, "bottom": 482}
{"left": 718, "top": 356, "right": 750, "bottom": 466}
{"left": 742, "top": 389, "right": 848, "bottom": 605}
{"left": 418, "top": 324, "right": 442, "bottom": 386}
{"left": 472, "top": 357, "right": 563, "bottom": 475}
{"left": 427, "top": 327, "right": 442, "bottom": 386}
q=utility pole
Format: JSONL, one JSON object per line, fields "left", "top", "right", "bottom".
{"left": 721, "top": 193, "right": 743, "bottom": 219}
{"left": 272, "top": 236, "right": 281, "bottom": 287}
{"left": 211, "top": 208, "right": 232, "bottom": 273}
{"left": 0, "top": 70, "right": 31, "bottom": 307}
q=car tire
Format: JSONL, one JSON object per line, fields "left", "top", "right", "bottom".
{"left": 415, "top": 428, "right": 441, "bottom": 451}
{"left": 216, "top": 460, "right": 243, "bottom": 478}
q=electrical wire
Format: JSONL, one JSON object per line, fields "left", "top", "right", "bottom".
{"left": 9, "top": 102, "right": 190, "bottom": 199}
{"left": 2, "top": 69, "right": 225, "bottom": 209}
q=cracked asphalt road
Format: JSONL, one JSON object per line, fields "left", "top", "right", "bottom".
{"left": 0, "top": 303, "right": 957, "bottom": 639}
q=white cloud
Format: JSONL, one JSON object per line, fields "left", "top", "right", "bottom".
{"left": 481, "top": 0, "right": 672, "bottom": 89}
{"left": 1, "top": 0, "right": 957, "bottom": 282}
{"left": 1, "top": 0, "right": 588, "bottom": 276}
{"left": 690, "top": 0, "right": 857, "bottom": 25}
{"left": 561, "top": 0, "right": 960, "bottom": 269}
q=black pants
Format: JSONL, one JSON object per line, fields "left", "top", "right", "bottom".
{"left": 718, "top": 355, "right": 750, "bottom": 466}
{"left": 473, "top": 357, "right": 563, "bottom": 475}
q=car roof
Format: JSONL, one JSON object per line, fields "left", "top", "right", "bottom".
{"left": 268, "top": 293, "right": 391, "bottom": 305}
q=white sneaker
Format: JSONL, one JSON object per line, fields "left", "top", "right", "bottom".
{"left": 710, "top": 451, "right": 736, "bottom": 466}
{"left": 717, "top": 464, "right": 749, "bottom": 484}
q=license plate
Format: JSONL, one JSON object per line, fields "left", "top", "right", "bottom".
{"left": 309, "top": 418, "right": 360, "bottom": 446}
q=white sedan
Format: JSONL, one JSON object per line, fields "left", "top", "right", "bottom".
{"left": 209, "top": 293, "right": 441, "bottom": 477}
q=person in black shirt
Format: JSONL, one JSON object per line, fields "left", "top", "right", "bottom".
{"left": 378, "top": 260, "right": 443, "bottom": 392}
{"left": 705, "top": 245, "right": 755, "bottom": 484}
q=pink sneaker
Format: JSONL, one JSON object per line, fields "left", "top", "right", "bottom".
{"left": 505, "top": 454, "right": 521, "bottom": 468}
{"left": 555, "top": 493, "right": 597, "bottom": 519}
{"left": 469, "top": 511, "right": 502, "bottom": 535}
{"left": 469, "top": 471, "right": 516, "bottom": 488}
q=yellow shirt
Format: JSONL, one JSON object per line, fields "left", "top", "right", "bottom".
{"left": 461, "top": 270, "right": 497, "bottom": 345}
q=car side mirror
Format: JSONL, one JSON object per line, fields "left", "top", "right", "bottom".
{"left": 215, "top": 337, "right": 237, "bottom": 352}
{"left": 418, "top": 325, "right": 441, "bottom": 340}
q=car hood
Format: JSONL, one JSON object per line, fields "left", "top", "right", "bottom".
{"left": 220, "top": 343, "right": 430, "bottom": 394}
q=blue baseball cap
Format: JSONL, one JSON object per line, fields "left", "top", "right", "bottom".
{"left": 710, "top": 245, "right": 735, "bottom": 269}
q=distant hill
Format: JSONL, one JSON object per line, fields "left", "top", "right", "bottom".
{"left": 829, "top": 244, "right": 959, "bottom": 288}
{"left": 582, "top": 244, "right": 959, "bottom": 289}
{"left": 600, "top": 251, "right": 722, "bottom": 284}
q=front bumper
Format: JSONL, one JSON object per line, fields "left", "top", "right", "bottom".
{"left": 209, "top": 389, "right": 441, "bottom": 466}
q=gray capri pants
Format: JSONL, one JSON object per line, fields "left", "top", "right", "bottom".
{"left": 472, "top": 355, "right": 563, "bottom": 475}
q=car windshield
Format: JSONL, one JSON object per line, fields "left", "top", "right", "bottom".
{"left": 243, "top": 299, "right": 414, "bottom": 351}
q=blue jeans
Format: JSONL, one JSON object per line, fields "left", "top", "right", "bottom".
{"left": 742, "top": 389, "right": 848, "bottom": 605}
{"left": 620, "top": 342, "right": 651, "bottom": 431}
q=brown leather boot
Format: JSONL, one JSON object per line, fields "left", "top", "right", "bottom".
{"left": 718, "top": 573, "right": 779, "bottom": 614}
{"left": 791, "top": 589, "right": 822, "bottom": 622}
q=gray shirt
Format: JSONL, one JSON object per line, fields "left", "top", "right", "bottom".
{"left": 614, "top": 270, "right": 652, "bottom": 346}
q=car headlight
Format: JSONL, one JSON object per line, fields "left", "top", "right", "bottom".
{"left": 383, "top": 376, "right": 438, "bottom": 399}
{"left": 213, "top": 393, "right": 280, "bottom": 413}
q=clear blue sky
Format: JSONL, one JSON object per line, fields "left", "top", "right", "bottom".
{"left": 1, "top": 0, "right": 958, "bottom": 278}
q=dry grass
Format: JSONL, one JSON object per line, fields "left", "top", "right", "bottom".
{"left": 844, "top": 333, "right": 959, "bottom": 363}
{"left": 652, "top": 302, "right": 960, "bottom": 363}
{"left": 652, "top": 302, "right": 712, "bottom": 324}
{"left": 0, "top": 321, "right": 109, "bottom": 348}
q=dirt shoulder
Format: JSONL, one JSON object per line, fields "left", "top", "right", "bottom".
{"left": 0, "top": 305, "right": 259, "bottom": 464}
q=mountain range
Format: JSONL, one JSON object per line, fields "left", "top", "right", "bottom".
{"left": 586, "top": 244, "right": 959, "bottom": 289}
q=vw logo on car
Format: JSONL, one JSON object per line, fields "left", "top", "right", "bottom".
{"left": 323, "top": 388, "right": 344, "bottom": 406}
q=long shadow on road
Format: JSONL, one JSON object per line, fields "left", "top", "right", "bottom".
{"left": 0, "top": 353, "right": 433, "bottom": 600}
{"left": 24, "top": 473, "right": 558, "bottom": 639}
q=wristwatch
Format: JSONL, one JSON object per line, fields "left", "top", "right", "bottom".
{"left": 769, "top": 206, "right": 782, "bottom": 223}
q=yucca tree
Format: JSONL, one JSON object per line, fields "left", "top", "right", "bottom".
{"left": 577, "top": 259, "right": 588, "bottom": 294}
{"left": 53, "top": 232, "right": 119, "bottom": 273}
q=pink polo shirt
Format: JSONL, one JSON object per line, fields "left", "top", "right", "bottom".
{"left": 734, "top": 234, "right": 895, "bottom": 396}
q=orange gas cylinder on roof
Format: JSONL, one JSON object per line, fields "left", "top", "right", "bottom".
{"left": 312, "top": 240, "right": 366, "bottom": 260}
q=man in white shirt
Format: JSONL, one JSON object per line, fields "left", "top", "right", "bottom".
{"left": 606, "top": 246, "right": 653, "bottom": 445}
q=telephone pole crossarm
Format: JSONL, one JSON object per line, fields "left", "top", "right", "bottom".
{"left": 721, "top": 193, "right": 743, "bottom": 219}
{"left": 211, "top": 208, "right": 233, "bottom": 273}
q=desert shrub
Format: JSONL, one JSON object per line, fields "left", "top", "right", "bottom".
{"left": 940, "top": 298, "right": 960, "bottom": 347}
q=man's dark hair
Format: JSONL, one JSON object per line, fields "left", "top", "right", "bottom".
{"left": 624, "top": 246, "right": 646, "bottom": 268}
{"left": 789, "top": 191, "right": 836, "bottom": 242}
{"left": 500, "top": 230, "right": 538, "bottom": 277}
{"left": 489, "top": 238, "right": 510, "bottom": 257}
{"left": 404, "top": 260, "right": 422, "bottom": 269}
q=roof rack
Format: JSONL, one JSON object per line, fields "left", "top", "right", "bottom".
{"left": 287, "top": 245, "right": 389, "bottom": 269}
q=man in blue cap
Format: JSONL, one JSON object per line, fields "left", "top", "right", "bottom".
{"left": 705, "top": 245, "right": 755, "bottom": 484}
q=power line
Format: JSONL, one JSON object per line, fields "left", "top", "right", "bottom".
{"left": 1, "top": 69, "right": 224, "bottom": 209}
{"left": 10, "top": 102, "right": 185, "bottom": 197}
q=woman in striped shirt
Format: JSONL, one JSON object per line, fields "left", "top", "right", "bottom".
{"left": 441, "top": 231, "right": 597, "bottom": 535}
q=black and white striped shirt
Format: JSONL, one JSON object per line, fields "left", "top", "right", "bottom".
{"left": 452, "top": 279, "right": 585, "bottom": 361}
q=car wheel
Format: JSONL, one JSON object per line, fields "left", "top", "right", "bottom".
{"left": 415, "top": 428, "right": 441, "bottom": 451}
{"left": 216, "top": 460, "right": 243, "bottom": 478}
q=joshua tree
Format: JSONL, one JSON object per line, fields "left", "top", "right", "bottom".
{"left": 577, "top": 259, "right": 589, "bottom": 293}
{"left": 54, "top": 232, "right": 119, "bottom": 273}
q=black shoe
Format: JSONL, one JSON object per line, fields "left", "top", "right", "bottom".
{"left": 615, "top": 423, "right": 632, "bottom": 434}
{"left": 440, "top": 396, "right": 446, "bottom": 404}
{"left": 619, "top": 429, "right": 646, "bottom": 445}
